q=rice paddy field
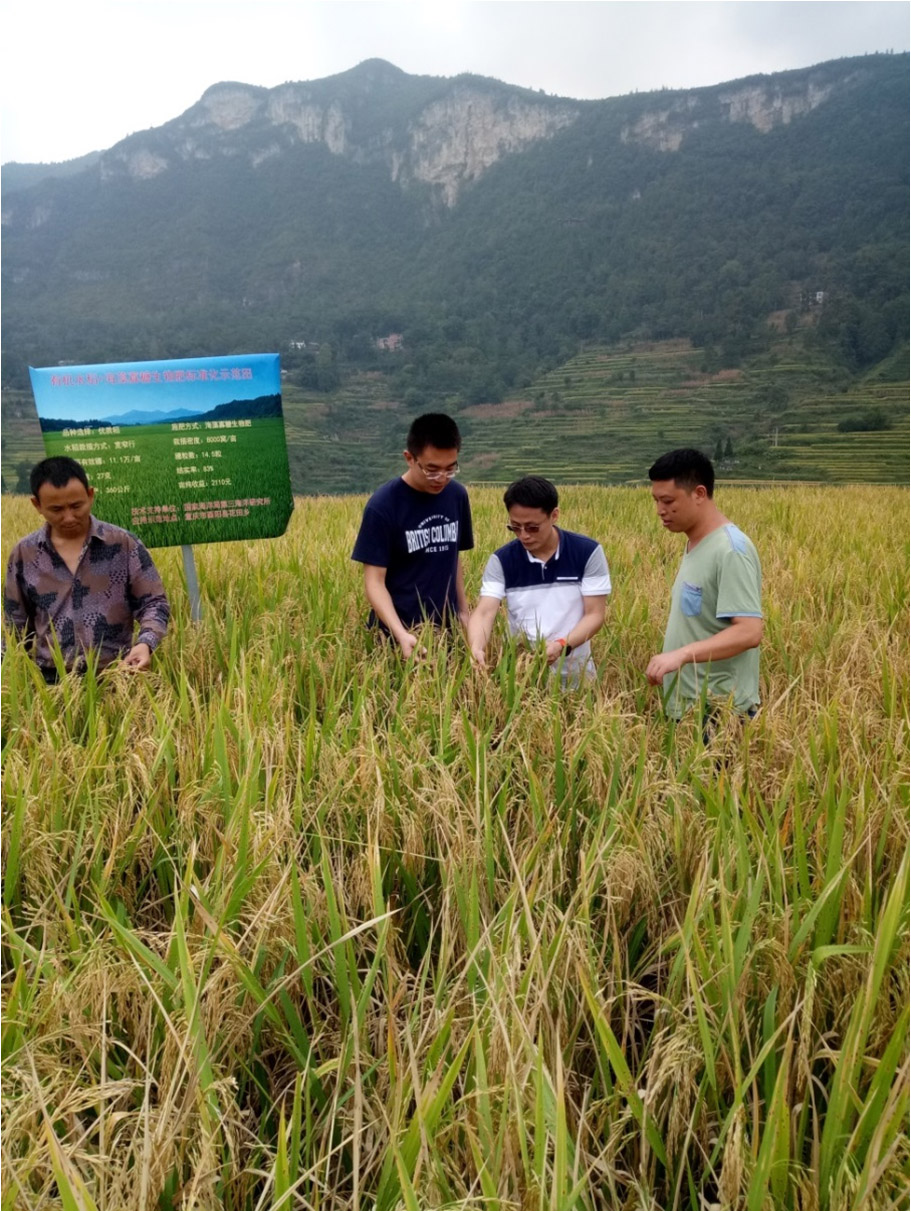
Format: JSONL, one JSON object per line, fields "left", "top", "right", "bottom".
{"left": 4, "top": 338, "right": 909, "bottom": 499}
{"left": 38, "top": 419, "right": 294, "bottom": 548}
{"left": 1, "top": 482, "right": 908, "bottom": 1211}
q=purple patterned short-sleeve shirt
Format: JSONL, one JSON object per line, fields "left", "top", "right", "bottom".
{"left": 4, "top": 517, "right": 170, "bottom": 673}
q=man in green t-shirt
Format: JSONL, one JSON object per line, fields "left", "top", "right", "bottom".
{"left": 645, "top": 448, "right": 763, "bottom": 721}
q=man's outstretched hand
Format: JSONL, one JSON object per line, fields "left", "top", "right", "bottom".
{"left": 123, "top": 642, "right": 152, "bottom": 671}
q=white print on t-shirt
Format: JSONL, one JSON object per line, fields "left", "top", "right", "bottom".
{"left": 405, "top": 514, "right": 460, "bottom": 555}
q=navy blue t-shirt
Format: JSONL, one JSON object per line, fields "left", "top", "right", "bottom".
{"left": 351, "top": 477, "right": 474, "bottom": 628}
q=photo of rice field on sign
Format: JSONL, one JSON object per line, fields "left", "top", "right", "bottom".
{"left": 29, "top": 355, "right": 293, "bottom": 548}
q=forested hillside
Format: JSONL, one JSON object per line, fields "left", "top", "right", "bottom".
{"left": 2, "top": 53, "right": 907, "bottom": 490}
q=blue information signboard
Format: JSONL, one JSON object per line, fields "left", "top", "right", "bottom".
{"left": 29, "top": 353, "right": 293, "bottom": 548}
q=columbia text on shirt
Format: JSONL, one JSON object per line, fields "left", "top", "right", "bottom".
{"left": 351, "top": 477, "right": 474, "bottom": 628}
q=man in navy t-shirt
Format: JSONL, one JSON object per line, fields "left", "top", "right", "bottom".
{"left": 351, "top": 414, "right": 474, "bottom": 657}
{"left": 468, "top": 476, "right": 610, "bottom": 682}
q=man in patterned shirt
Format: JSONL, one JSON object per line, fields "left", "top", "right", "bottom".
{"left": 4, "top": 457, "right": 170, "bottom": 682}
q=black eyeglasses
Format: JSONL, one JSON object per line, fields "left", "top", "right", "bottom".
{"left": 506, "top": 522, "right": 544, "bottom": 535}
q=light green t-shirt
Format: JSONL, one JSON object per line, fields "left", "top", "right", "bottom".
{"left": 662, "top": 523, "right": 762, "bottom": 719}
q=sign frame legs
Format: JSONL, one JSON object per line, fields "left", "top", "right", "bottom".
{"left": 181, "top": 544, "right": 202, "bottom": 622}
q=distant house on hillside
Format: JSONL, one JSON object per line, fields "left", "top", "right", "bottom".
{"left": 797, "top": 289, "right": 827, "bottom": 311}
{"left": 376, "top": 333, "right": 403, "bottom": 351}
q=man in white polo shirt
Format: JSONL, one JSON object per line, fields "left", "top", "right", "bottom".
{"left": 468, "top": 476, "right": 610, "bottom": 683}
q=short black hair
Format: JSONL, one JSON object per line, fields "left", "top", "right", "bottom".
{"left": 406, "top": 413, "right": 462, "bottom": 456}
{"left": 503, "top": 475, "right": 559, "bottom": 513}
{"left": 30, "top": 456, "right": 90, "bottom": 499}
{"left": 648, "top": 448, "right": 715, "bottom": 498}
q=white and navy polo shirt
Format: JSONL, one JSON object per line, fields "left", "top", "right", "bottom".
{"left": 479, "top": 528, "right": 611, "bottom": 676}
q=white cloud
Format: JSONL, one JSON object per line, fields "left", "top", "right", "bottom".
{"left": 2, "top": 1, "right": 907, "bottom": 163}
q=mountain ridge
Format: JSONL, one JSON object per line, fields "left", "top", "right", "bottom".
{"left": 1, "top": 53, "right": 906, "bottom": 402}
{"left": 3, "top": 54, "right": 893, "bottom": 198}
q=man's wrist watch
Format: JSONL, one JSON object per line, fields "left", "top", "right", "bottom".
{"left": 556, "top": 637, "right": 574, "bottom": 656}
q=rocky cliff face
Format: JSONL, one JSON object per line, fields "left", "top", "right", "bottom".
{"left": 2, "top": 52, "right": 904, "bottom": 406}
{"left": 0, "top": 56, "right": 894, "bottom": 234}
{"left": 620, "top": 72, "right": 841, "bottom": 152}
{"left": 91, "top": 60, "right": 855, "bottom": 200}
{"left": 96, "top": 66, "right": 579, "bottom": 206}
{"left": 398, "top": 88, "right": 578, "bottom": 206}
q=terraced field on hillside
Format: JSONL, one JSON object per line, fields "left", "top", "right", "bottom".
{"left": 0, "top": 396, "right": 45, "bottom": 494}
{"left": 3, "top": 338, "right": 907, "bottom": 496}
{"left": 459, "top": 342, "right": 909, "bottom": 485}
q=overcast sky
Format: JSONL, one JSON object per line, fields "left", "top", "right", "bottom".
{"left": 2, "top": 1, "right": 908, "bottom": 164}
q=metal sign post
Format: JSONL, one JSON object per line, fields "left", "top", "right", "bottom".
{"left": 181, "top": 545, "right": 202, "bottom": 622}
